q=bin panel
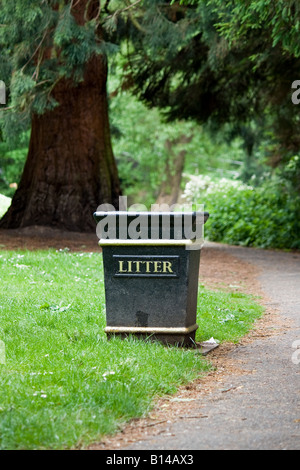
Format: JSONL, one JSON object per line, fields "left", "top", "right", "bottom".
{"left": 102, "top": 245, "right": 200, "bottom": 331}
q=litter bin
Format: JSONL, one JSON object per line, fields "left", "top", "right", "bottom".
{"left": 94, "top": 211, "right": 209, "bottom": 346}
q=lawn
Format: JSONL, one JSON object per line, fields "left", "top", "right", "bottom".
{"left": 0, "top": 249, "right": 264, "bottom": 449}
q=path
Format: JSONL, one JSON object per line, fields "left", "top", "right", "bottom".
{"left": 119, "top": 243, "right": 300, "bottom": 450}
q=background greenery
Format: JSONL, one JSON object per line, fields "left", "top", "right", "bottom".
{"left": 183, "top": 174, "right": 300, "bottom": 249}
{"left": 1, "top": 0, "right": 300, "bottom": 247}
{"left": 1, "top": 79, "right": 299, "bottom": 250}
{"left": 108, "top": 68, "right": 246, "bottom": 207}
{"left": 0, "top": 194, "right": 11, "bottom": 218}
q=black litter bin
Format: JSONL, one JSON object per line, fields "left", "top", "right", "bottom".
{"left": 94, "top": 211, "right": 209, "bottom": 346}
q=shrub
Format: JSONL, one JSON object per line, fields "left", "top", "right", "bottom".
{"left": 0, "top": 143, "right": 27, "bottom": 197}
{"left": 183, "top": 175, "right": 300, "bottom": 250}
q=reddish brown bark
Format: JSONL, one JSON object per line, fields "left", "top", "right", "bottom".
{"left": 0, "top": 55, "right": 121, "bottom": 232}
{"left": 0, "top": 1, "right": 121, "bottom": 232}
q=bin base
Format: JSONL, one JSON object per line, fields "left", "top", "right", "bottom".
{"left": 105, "top": 325, "right": 198, "bottom": 347}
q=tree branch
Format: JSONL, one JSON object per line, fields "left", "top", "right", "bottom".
{"left": 21, "top": 29, "right": 48, "bottom": 74}
{"left": 106, "top": 0, "right": 143, "bottom": 21}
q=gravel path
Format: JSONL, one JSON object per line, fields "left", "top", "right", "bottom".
{"left": 122, "top": 243, "right": 300, "bottom": 450}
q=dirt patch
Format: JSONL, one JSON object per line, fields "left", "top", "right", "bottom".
{"left": 0, "top": 227, "right": 99, "bottom": 252}
{"left": 199, "top": 247, "right": 261, "bottom": 295}
{"left": 0, "top": 227, "right": 286, "bottom": 450}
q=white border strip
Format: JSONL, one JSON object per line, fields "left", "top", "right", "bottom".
{"left": 105, "top": 324, "right": 198, "bottom": 335}
{"left": 99, "top": 239, "right": 204, "bottom": 247}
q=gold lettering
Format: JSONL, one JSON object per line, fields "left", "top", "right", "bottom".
{"left": 163, "top": 261, "right": 174, "bottom": 273}
{"left": 118, "top": 261, "right": 128, "bottom": 273}
{"left": 154, "top": 261, "right": 162, "bottom": 273}
{"left": 133, "top": 261, "right": 142, "bottom": 272}
{"left": 118, "top": 259, "right": 175, "bottom": 275}
{"left": 145, "top": 261, "right": 153, "bottom": 273}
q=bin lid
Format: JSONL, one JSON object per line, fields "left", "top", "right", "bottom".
{"left": 94, "top": 211, "right": 209, "bottom": 243}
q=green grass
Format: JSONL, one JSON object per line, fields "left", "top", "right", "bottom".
{"left": 0, "top": 249, "right": 264, "bottom": 449}
{"left": 196, "top": 288, "right": 264, "bottom": 343}
{"left": 0, "top": 194, "right": 11, "bottom": 218}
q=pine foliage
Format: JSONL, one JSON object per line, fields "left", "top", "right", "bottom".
{"left": 0, "top": 1, "right": 108, "bottom": 139}
{"left": 1, "top": 0, "right": 300, "bottom": 176}
{"left": 117, "top": 0, "right": 300, "bottom": 170}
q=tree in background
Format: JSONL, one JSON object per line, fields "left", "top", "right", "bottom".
{"left": 0, "top": 0, "right": 123, "bottom": 232}
{"left": 212, "top": 0, "right": 300, "bottom": 188}
{"left": 121, "top": 0, "right": 300, "bottom": 189}
{"left": 1, "top": 0, "right": 300, "bottom": 234}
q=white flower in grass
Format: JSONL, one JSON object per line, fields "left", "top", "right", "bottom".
{"left": 33, "top": 390, "right": 47, "bottom": 398}
{"left": 102, "top": 371, "right": 115, "bottom": 381}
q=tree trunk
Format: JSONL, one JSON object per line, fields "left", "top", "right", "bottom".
{"left": 156, "top": 135, "right": 192, "bottom": 207}
{"left": 0, "top": 54, "right": 121, "bottom": 232}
